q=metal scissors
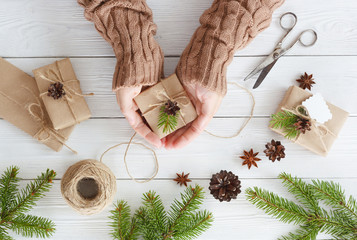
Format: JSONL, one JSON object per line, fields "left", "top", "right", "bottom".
{"left": 244, "top": 12, "right": 318, "bottom": 89}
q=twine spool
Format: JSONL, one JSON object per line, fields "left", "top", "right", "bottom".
{"left": 61, "top": 159, "right": 117, "bottom": 215}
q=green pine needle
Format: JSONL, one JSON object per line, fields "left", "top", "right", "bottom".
{"left": 0, "top": 166, "right": 56, "bottom": 239}
{"left": 109, "top": 185, "right": 213, "bottom": 240}
{"left": 158, "top": 106, "right": 179, "bottom": 134}
{"left": 246, "top": 172, "right": 357, "bottom": 240}
{"left": 270, "top": 110, "right": 300, "bottom": 140}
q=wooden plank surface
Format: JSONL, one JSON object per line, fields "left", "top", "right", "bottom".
{"left": 9, "top": 179, "right": 357, "bottom": 240}
{"left": 1, "top": 0, "right": 356, "bottom": 239}
{"left": 3, "top": 56, "right": 357, "bottom": 117}
{"left": 0, "top": 0, "right": 356, "bottom": 57}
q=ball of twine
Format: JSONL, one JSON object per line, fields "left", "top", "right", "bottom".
{"left": 61, "top": 159, "right": 117, "bottom": 215}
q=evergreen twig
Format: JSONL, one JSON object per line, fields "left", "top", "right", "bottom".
{"left": 158, "top": 105, "right": 179, "bottom": 133}
{"left": 109, "top": 185, "right": 213, "bottom": 240}
{"left": 0, "top": 166, "right": 56, "bottom": 239}
{"left": 270, "top": 110, "right": 300, "bottom": 140}
{"left": 246, "top": 172, "right": 357, "bottom": 240}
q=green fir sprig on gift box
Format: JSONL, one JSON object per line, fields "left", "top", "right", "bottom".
{"left": 158, "top": 100, "right": 180, "bottom": 133}
{"left": 270, "top": 110, "right": 312, "bottom": 140}
{"left": 246, "top": 173, "right": 357, "bottom": 240}
{"left": 0, "top": 166, "right": 56, "bottom": 240}
{"left": 109, "top": 185, "right": 213, "bottom": 240}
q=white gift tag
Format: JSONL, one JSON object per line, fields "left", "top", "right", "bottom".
{"left": 302, "top": 93, "right": 332, "bottom": 124}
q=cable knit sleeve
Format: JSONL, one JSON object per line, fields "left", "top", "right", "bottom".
{"left": 77, "top": 0, "right": 164, "bottom": 91}
{"left": 176, "top": 0, "right": 285, "bottom": 95}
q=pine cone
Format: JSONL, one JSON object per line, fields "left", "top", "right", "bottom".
{"left": 47, "top": 82, "right": 66, "bottom": 100}
{"left": 264, "top": 139, "right": 286, "bottom": 162}
{"left": 294, "top": 118, "right": 312, "bottom": 134}
{"left": 209, "top": 170, "right": 241, "bottom": 202}
{"left": 164, "top": 100, "right": 180, "bottom": 116}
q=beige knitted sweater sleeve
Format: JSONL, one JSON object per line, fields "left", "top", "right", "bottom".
{"left": 176, "top": 0, "right": 285, "bottom": 95}
{"left": 77, "top": 0, "right": 164, "bottom": 91}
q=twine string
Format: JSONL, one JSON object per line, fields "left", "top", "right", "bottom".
{"left": 0, "top": 88, "right": 77, "bottom": 154}
{"left": 281, "top": 105, "right": 336, "bottom": 153}
{"left": 204, "top": 82, "right": 255, "bottom": 138}
{"left": 100, "top": 132, "right": 159, "bottom": 184}
{"left": 37, "top": 64, "right": 94, "bottom": 124}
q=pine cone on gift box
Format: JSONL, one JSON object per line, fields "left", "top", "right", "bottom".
{"left": 164, "top": 100, "right": 180, "bottom": 116}
{"left": 47, "top": 82, "right": 66, "bottom": 100}
{"left": 209, "top": 170, "right": 241, "bottom": 202}
{"left": 294, "top": 118, "right": 312, "bottom": 134}
{"left": 264, "top": 139, "right": 286, "bottom": 162}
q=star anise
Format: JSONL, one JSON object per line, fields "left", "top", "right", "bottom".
{"left": 240, "top": 149, "right": 261, "bottom": 169}
{"left": 296, "top": 72, "right": 315, "bottom": 90}
{"left": 47, "top": 82, "right": 66, "bottom": 100}
{"left": 164, "top": 100, "right": 180, "bottom": 116}
{"left": 173, "top": 172, "right": 192, "bottom": 187}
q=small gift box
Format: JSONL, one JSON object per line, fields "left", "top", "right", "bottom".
{"left": 0, "top": 58, "right": 75, "bottom": 152}
{"left": 270, "top": 86, "right": 349, "bottom": 156}
{"left": 134, "top": 74, "right": 198, "bottom": 139}
{"left": 33, "top": 58, "right": 92, "bottom": 130}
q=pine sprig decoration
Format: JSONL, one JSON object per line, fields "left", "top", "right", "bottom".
{"left": 270, "top": 110, "right": 300, "bottom": 139}
{"left": 246, "top": 172, "right": 357, "bottom": 240}
{"left": 109, "top": 185, "right": 213, "bottom": 240}
{"left": 158, "top": 101, "right": 180, "bottom": 134}
{"left": 0, "top": 166, "right": 56, "bottom": 239}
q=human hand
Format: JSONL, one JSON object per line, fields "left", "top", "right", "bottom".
{"left": 165, "top": 83, "right": 223, "bottom": 149}
{"left": 116, "top": 87, "right": 163, "bottom": 148}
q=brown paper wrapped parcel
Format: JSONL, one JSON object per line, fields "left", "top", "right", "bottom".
{"left": 0, "top": 58, "right": 75, "bottom": 152}
{"left": 271, "top": 86, "right": 349, "bottom": 156}
{"left": 135, "top": 74, "right": 198, "bottom": 139}
{"left": 33, "top": 58, "right": 91, "bottom": 130}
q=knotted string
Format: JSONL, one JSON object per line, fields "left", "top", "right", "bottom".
{"left": 141, "top": 88, "right": 191, "bottom": 126}
{"left": 204, "top": 82, "right": 255, "bottom": 138}
{"left": 100, "top": 132, "right": 159, "bottom": 183}
{"left": 281, "top": 105, "right": 336, "bottom": 153}
{"left": 37, "top": 62, "right": 94, "bottom": 124}
{"left": 0, "top": 87, "right": 77, "bottom": 154}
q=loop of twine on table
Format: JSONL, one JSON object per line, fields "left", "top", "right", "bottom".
{"left": 61, "top": 159, "right": 117, "bottom": 215}
{"left": 204, "top": 82, "right": 255, "bottom": 138}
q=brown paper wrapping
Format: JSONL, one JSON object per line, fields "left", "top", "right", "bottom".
{"left": 33, "top": 58, "right": 91, "bottom": 130}
{"left": 134, "top": 74, "right": 198, "bottom": 139}
{"left": 271, "top": 86, "right": 349, "bottom": 156}
{"left": 0, "top": 58, "right": 75, "bottom": 152}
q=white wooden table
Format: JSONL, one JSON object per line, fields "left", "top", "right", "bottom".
{"left": 1, "top": 0, "right": 357, "bottom": 239}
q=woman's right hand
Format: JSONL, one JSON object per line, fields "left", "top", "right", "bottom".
{"left": 116, "top": 86, "right": 163, "bottom": 148}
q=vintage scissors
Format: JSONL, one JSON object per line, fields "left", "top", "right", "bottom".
{"left": 244, "top": 12, "right": 318, "bottom": 89}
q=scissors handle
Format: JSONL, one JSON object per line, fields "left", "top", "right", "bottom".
{"left": 277, "top": 12, "right": 298, "bottom": 47}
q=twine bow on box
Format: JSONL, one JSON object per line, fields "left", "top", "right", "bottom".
{"left": 38, "top": 65, "right": 93, "bottom": 124}
{"left": 0, "top": 87, "right": 77, "bottom": 154}
{"left": 282, "top": 105, "right": 336, "bottom": 153}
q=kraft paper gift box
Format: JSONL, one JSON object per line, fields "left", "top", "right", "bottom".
{"left": 134, "top": 74, "right": 198, "bottom": 139}
{"left": 271, "top": 86, "right": 349, "bottom": 156}
{"left": 33, "top": 58, "right": 91, "bottom": 130}
{"left": 0, "top": 58, "right": 75, "bottom": 152}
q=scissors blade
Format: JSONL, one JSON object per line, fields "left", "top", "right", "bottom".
{"left": 244, "top": 53, "right": 276, "bottom": 81}
{"left": 253, "top": 60, "right": 278, "bottom": 89}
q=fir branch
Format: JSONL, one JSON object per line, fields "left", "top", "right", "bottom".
{"left": 0, "top": 166, "right": 20, "bottom": 217}
{"left": 0, "top": 167, "right": 56, "bottom": 239}
{"left": 246, "top": 173, "right": 357, "bottom": 240}
{"left": 246, "top": 187, "right": 310, "bottom": 225}
{"left": 158, "top": 106, "right": 179, "bottom": 133}
{"left": 279, "top": 225, "right": 320, "bottom": 240}
{"left": 8, "top": 214, "right": 55, "bottom": 238}
{"left": 110, "top": 185, "right": 212, "bottom": 240}
{"left": 110, "top": 200, "right": 139, "bottom": 240}
{"left": 141, "top": 191, "right": 167, "bottom": 234}
{"left": 5, "top": 169, "right": 56, "bottom": 220}
{"left": 279, "top": 173, "right": 320, "bottom": 212}
{"left": 270, "top": 110, "right": 300, "bottom": 140}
